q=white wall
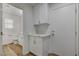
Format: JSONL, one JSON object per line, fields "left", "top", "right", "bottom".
{"left": 32, "top": 3, "right": 48, "bottom": 24}
{"left": 23, "top": 5, "right": 35, "bottom": 54}
{"left": 47, "top": 3, "right": 73, "bottom": 33}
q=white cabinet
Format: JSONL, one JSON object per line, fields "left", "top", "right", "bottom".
{"left": 30, "top": 36, "right": 43, "bottom": 55}
{"left": 29, "top": 35, "right": 49, "bottom": 56}
{"left": 33, "top": 3, "right": 48, "bottom": 24}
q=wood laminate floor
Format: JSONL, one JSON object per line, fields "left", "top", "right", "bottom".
{"left": 3, "top": 43, "right": 23, "bottom": 56}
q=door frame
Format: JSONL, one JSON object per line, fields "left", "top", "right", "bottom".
{"left": 75, "top": 3, "right": 79, "bottom": 56}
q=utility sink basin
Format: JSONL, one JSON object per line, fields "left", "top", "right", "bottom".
{"left": 34, "top": 23, "right": 49, "bottom": 34}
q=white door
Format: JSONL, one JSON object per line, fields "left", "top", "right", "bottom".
{"left": 2, "top": 12, "right": 23, "bottom": 45}
{"left": 2, "top": 4, "right": 23, "bottom": 45}
{"left": 49, "top": 4, "right": 75, "bottom": 56}
{"left": 2, "top": 13, "right": 17, "bottom": 44}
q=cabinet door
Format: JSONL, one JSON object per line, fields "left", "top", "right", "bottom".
{"left": 30, "top": 36, "right": 43, "bottom": 55}
{"left": 49, "top": 4, "right": 75, "bottom": 56}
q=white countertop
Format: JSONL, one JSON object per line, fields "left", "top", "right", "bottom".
{"left": 28, "top": 33, "right": 51, "bottom": 37}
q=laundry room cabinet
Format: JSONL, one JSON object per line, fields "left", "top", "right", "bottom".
{"left": 33, "top": 3, "right": 49, "bottom": 24}
{"left": 29, "top": 34, "right": 50, "bottom": 56}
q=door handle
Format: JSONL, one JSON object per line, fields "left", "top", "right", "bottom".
{"left": 51, "top": 30, "right": 55, "bottom": 36}
{"left": 0, "top": 32, "right": 3, "bottom": 36}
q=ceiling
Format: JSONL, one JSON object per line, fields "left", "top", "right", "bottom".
{"left": 9, "top": 3, "right": 56, "bottom": 10}
{"left": 9, "top": 3, "right": 39, "bottom": 9}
